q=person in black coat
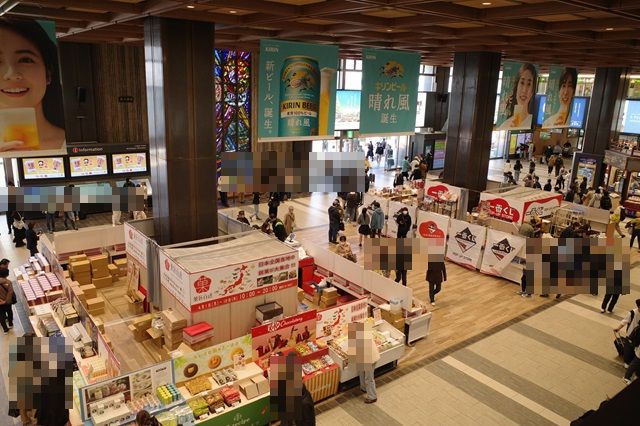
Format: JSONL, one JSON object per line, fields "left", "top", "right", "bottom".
{"left": 270, "top": 214, "right": 288, "bottom": 242}
{"left": 25, "top": 222, "right": 39, "bottom": 256}
{"left": 395, "top": 208, "right": 411, "bottom": 238}
{"left": 426, "top": 261, "right": 447, "bottom": 306}
{"left": 268, "top": 196, "right": 280, "bottom": 217}
{"left": 12, "top": 211, "right": 26, "bottom": 247}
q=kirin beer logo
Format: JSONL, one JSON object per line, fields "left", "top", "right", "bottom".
{"left": 426, "top": 184, "right": 448, "bottom": 201}
{"left": 487, "top": 198, "right": 520, "bottom": 222}
{"left": 491, "top": 238, "right": 514, "bottom": 260}
{"left": 194, "top": 275, "right": 212, "bottom": 294}
{"left": 418, "top": 220, "right": 445, "bottom": 239}
{"left": 455, "top": 227, "right": 476, "bottom": 252}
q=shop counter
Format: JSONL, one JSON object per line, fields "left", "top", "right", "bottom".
{"left": 327, "top": 320, "right": 405, "bottom": 383}
{"left": 303, "top": 363, "right": 340, "bottom": 402}
{"left": 193, "top": 394, "right": 269, "bottom": 426}
{"left": 176, "top": 363, "right": 264, "bottom": 402}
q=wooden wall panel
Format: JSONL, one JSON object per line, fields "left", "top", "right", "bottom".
{"left": 91, "top": 44, "right": 149, "bottom": 144}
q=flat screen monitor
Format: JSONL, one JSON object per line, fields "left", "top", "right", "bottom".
{"left": 536, "top": 95, "right": 588, "bottom": 129}
{"left": 69, "top": 154, "right": 108, "bottom": 177}
{"left": 112, "top": 152, "right": 147, "bottom": 174}
{"left": 21, "top": 157, "right": 65, "bottom": 180}
{"left": 622, "top": 100, "right": 640, "bottom": 134}
{"left": 335, "top": 90, "right": 361, "bottom": 130}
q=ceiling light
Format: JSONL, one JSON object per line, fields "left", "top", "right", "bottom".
{"left": 386, "top": 29, "right": 393, "bottom": 32}
{"left": 605, "top": 27, "right": 614, "bottom": 30}
{"left": 482, "top": 2, "right": 492, "bottom": 5}
{"left": 186, "top": 4, "right": 195, "bottom": 9}
{"left": 229, "top": 10, "right": 237, "bottom": 14}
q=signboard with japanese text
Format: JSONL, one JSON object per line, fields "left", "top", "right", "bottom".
{"left": 316, "top": 298, "right": 368, "bottom": 341}
{"left": 416, "top": 210, "right": 450, "bottom": 240}
{"left": 159, "top": 250, "right": 191, "bottom": 311}
{"left": 480, "top": 229, "right": 525, "bottom": 283}
{"left": 172, "top": 334, "right": 253, "bottom": 383}
{"left": 445, "top": 219, "right": 486, "bottom": 270}
{"left": 258, "top": 39, "right": 338, "bottom": 142}
{"left": 124, "top": 221, "right": 148, "bottom": 265}
{"left": 251, "top": 310, "right": 317, "bottom": 370}
{"left": 359, "top": 48, "right": 420, "bottom": 136}
{"left": 189, "top": 252, "right": 299, "bottom": 312}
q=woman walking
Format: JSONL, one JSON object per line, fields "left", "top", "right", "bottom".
{"left": 369, "top": 202, "right": 385, "bottom": 238}
{"left": 356, "top": 207, "right": 371, "bottom": 247}
{"left": 426, "top": 261, "right": 447, "bottom": 306}
{"left": 284, "top": 206, "right": 296, "bottom": 235}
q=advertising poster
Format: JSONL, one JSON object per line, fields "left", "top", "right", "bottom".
{"left": 159, "top": 251, "right": 191, "bottom": 311}
{"left": 416, "top": 210, "right": 450, "bottom": 240}
{"left": 480, "top": 229, "right": 525, "bottom": 283}
{"left": 479, "top": 193, "right": 524, "bottom": 223}
{"left": 69, "top": 155, "right": 108, "bottom": 177}
{"left": 112, "top": 152, "right": 147, "bottom": 174}
{"left": 522, "top": 194, "right": 563, "bottom": 222}
{"left": 124, "top": 222, "right": 148, "bottom": 265}
{"left": 575, "top": 157, "right": 597, "bottom": 189}
{"left": 495, "top": 61, "right": 538, "bottom": 131}
{"left": 251, "top": 310, "right": 317, "bottom": 370}
{"left": 316, "top": 298, "right": 368, "bottom": 341}
{"left": 172, "top": 334, "right": 252, "bottom": 383}
{"left": 424, "top": 181, "right": 461, "bottom": 202}
{"left": 386, "top": 201, "right": 417, "bottom": 238}
{"left": 258, "top": 39, "right": 338, "bottom": 142}
{"left": 359, "top": 48, "right": 420, "bottom": 136}
{"left": 432, "top": 139, "right": 446, "bottom": 169}
{"left": 188, "top": 253, "right": 298, "bottom": 311}
{"left": 335, "top": 90, "right": 361, "bottom": 130}
{"left": 445, "top": 219, "right": 486, "bottom": 270}
{"left": 21, "top": 156, "right": 64, "bottom": 179}
{"left": 0, "top": 19, "right": 66, "bottom": 158}
{"left": 542, "top": 66, "right": 577, "bottom": 129}
{"left": 622, "top": 100, "right": 640, "bottom": 134}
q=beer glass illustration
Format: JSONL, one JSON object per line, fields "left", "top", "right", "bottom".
{"left": 0, "top": 107, "right": 40, "bottom": 149}
{"left": 318, "top": 68, "right": 336, "bottom": 136}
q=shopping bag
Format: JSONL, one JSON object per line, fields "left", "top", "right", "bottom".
{"left": 369, "top": 173, "right": 375, "bottom": 182}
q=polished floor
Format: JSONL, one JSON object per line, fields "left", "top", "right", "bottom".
{"left": 0, "top": 161, "right": 637, "bottom": 425}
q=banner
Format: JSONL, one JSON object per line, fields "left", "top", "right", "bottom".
{"left": 258, "top": 39, "right": 338, "bottom": 142}
{"left": 335, "top": 90, "right": 360, "bottom": 130}
{"left": 522, "top": 193, "right": 563, "bottom": 222}
{"left": 495, "top": 61, "right": 538, "bottom": 131}
{"left": 316, "top": 298, "right": 368, "bottom": 341}
{"left": 479, "top": 193, "right": 524, "bottom": 223}
{"left": 0, "top": 19, "right": 66, "bottom": 157}
{"left": 359, "top": 48, "right": 420, "bottom": 136}
{"left": 446, "top": 219, "right": 486, "bottom": 270}
{"left": 251, "top": 310, "right": 317, "bottom": 370}
{"left": 542, "top": 66, "right": 577, "bottom": 129}
{"left": 416, "top": 210, "right": 450, "bottom": 240}
{"left": 386, "top": 201, "right": 417, "bottom": 238}
{"left": 480, "top": 229, "right": 525, "bottom": 283}
{"left": 21, "top": 156, "right": 64, "bottom": 179}
{"left": 424, "top": 181, "right": 462, "bottom": 202}
{"left": 124, "top": 222, "right": 148, "bottom": 265}
{"left": 158, "top": 250, "right": 191, "bottom": 310}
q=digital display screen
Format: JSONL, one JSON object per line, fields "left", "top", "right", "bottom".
{"left": 112, "top": 152, "right": 147, "bottom": 174}
{"left": 335, "top": 90, "right": 361, "bottom": 130}
{"left": 69, "top": 155, "right": 108, "bottom": 177}
{"left": 536, "top": 95, "right": 588, "bottom": 129}
{"left": 22, "top": 157, "right": 65, "bottom": 179}
{"left": 622, "top": 100, "right": 640, "bottom": 134}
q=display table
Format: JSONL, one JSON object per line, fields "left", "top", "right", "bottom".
{"left": 176, "top": 363, "right": 264, "bottom": 402}
{"left": 327, "top": 320, "right": 405, "bottom": 383}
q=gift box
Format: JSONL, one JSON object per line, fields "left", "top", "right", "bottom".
{"left": 256, "top": 302, "right": 283, "bottom": 323}
{"left": 183, "top": 322, "right": 214, "bottom": 345}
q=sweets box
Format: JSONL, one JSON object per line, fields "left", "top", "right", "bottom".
{"left": 183, "top": 322, "right": 214, "bottom": 345}
{"left": 255, "top": 302, "right": 283, "bottom": 323}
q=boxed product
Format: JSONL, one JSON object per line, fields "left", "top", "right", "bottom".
{"left": 113, "top": 258, "right": 128, "bottom": 276}
{"left": 220, "top": 386, "right": 241, "bottom": 406}
{"left": 251, "top": 375, "right": 269, "bottom": 395}
{"left": 204, "top": 393, "right": 225, "bottom": 412}
{"left": 69, "top": 254, "right": 88, "bottom": 263}
{"left": 79, "top": 284, "right": 97, "bottom": 299}
{"left": 238, "top": 380, "right": 258, "bottom": 400}
{"left": 92, "top": 276, "right": 112, "bottom": 289}
{"left": 161, "top": 309, "right": 188, "bottom": 329}
{"left": 107, "top": 264, "right": 119, "bottom": 276}
{"left": 255, "top": 302, "right": 283, "bottom": 323}
{"left": 185, "top": 376, "right": 211, "bottom": 396}
{"left": 46, "top": 289, "right": 64, "bottom": 303}
{"left": 183, "top": 322, "right": 214, "bottom": 345}
{"left": 89, "top": 254, "right": 108, "bottom": 267}
{"left": 188, "top": 397, "right": 209, "bottom": 418}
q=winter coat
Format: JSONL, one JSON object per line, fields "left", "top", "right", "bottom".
{"left": 370, "top": 208, "right": 385, "bottom": 230}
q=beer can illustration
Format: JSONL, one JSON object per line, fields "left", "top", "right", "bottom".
{"left": 279, "top": 56, "right": 320, "bottom": 137}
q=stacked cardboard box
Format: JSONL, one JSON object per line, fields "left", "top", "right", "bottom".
{"left": 107, "top": 264, "right": 119, "bottom": 282}
{"left": 79, "top": 284, "right": 97, "bottom": 299}
{"left": 128, "top": 314, "right": 153, "bottom": 343}
{"left": 319, "top": 287, "right": 338, "bottom": 308}
{"left": 161, "top": 309, "right": 187, "bottom": 351}
{"left": 183, "top": 322, "right": 214, "bottom": 348}
{"left": 380, "top": 305, "right": 405, "bottom": 332}
{"left": 113, "top": 258, "right": 128, "bottom": 277}
{"left": 69, "top": 258, "right": 92, "bottom": 286}
{"left": 90, "top": 255, "right": 112, "bottom": 289}
{"left": 86, "top": 297, "right": 105, "bottom": 315}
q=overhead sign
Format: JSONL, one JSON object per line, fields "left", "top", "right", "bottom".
{"left": 495, "top": 61, "right": 538, "bottom": 131}
{"left": 359, "top": 48, "right": 420, "bottom": 136}
{"left": 258, "top": 39, "right": 338, "bottom": 142}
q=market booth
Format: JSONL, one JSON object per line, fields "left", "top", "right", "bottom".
{"left": 603, "top": 149, "right": 640, "bottom": 214}
{"left": 479, "top": 186, "right": 564, "bottom": 226}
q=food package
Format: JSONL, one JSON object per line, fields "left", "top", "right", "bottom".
{"left": 238, "top": 380, "right": 258, "bottom": 400}
{"left": 92, "top": 275, "right": 112, "bottom": 289}
{"left": 251, "top": 375, "right": 269, "bottom": 395}
{"left": 187, "top": 397, "right": 209, "bottom": 418}
{"left": 204, "top": 393, "right": 225, "bottom": 412}
{"left": 255, "top": 302, "right": 284, "bottom": 323}
{"left": 185, "top": 376, "right": 211, "bottom": 396}
{"left": 220, "top": 386, "right": 241, "bottom": 406}
{"left": 79, "top": 284, "right": 97, "bottom": 299}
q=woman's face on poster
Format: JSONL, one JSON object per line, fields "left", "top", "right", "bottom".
{"left": 559, "top": 74, "right": 574, "bottom": 106}
{"left": 516, "top": 69, "right": 534, "bottom": 108}
{"left": 0, "top": 28, "right": 48, "bottom": 110}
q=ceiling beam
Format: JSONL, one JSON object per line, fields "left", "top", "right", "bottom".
{"left": 22, "top": 0, "right": 143, "bottom": 15}
{"left": 9, "top": 5, "right": 109, "bottom": 22}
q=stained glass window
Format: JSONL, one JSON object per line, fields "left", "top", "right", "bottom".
{"left": 215, "top": 49, "right": 251, "bottom": 177}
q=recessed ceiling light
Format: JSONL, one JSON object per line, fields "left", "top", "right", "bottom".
{"left": 229, "top": 10, "right": 237, "bottom": 14}
{"left": 386, "top": 29, "right": 393, "bottom": 32}
{"left": 605, "top": 27, "right": 614, "bottom": 30}
{"left": 186, "top": 5, "right": 195, "bottom": 9}
{"left": 482, "top": 2, "right": 492, "bottom": 5}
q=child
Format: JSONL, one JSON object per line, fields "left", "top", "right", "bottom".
{"left": 336, "top": 235, "right": 357, "bottom": 263}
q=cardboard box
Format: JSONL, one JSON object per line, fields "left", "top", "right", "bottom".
{"left": 128, "top": 324, "right": 149, "bottom": 343}
{"left": 89, "top": 255, "right": 108, "bottom": 268}
{"left": 381, "top": 309, "right": 403, "bottom": 323}
{"left": 161, "top": 309, "right": 187, "bottom": 330}
{"left": 92, "top": 276, "right": 112, "bottom": 289}
{"left": 46, "top": 290, "right": 64, "bottom": 302}
{"left": 132, "top": 314, "right": 153, "bottom": 332}
{"left": 79, "top": 284, "right": 97, "bottom": 299}
{"left": 390, "top": 318, "right": 405, "bottom": 332}
{"left": 251, "top": 375, "right": 269, "bottom": 395}
{"left": 92, "top": 267, "right": 110, "bottom": 279}
{"left": 107, "top": 263, "right": 119, "bottom": 275}
{"left": 94, "top": 317, "right": 105, "bottom": 333}
{"left": 70, "top": 260, "right": 91, "bottom": 272}
{"left": 297, "top": 287, "right": 305, "bottom": 303}
{"left": 86, "top": 297, "right": 105, "bottom": 310}
{"left": 69, "top": 254, "right": 88, "bottom": 263}
{"left": 238, "top": 380, "right": 259, "bottom": 400}
{"left": 322, "top": 287, "right": 338, "bottom": 297}
{"left": 62, "top": 270, "right": 70, "bottom": 278}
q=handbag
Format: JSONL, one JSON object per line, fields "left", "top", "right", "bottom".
{"left": 339, "top": 222, "right": 345, "bottom": 231}
{"left": 13, "top": 213, "right": 24, "bottom": 230}
{"left": 358, "top": 224, "right": 371, "bottom": 235}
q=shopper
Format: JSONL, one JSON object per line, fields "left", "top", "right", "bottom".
{"left": 136, "top": 410, "right": 160, "bottom": 426}
{"left": 579, "top": 177, "right": 588, "bottom": 196}
{"left": 270, "top": 214, "right": 288, "bottom": 242}
{"left": 409, "top": 165, "right": 423, "bottom": 181}
{"left": 611, "top": 207, "right": 626, "bottom": 238}
{"left": 328, "top": 201, "right": 342, "bottom": 244}
{"left": 25, "top": 222, "right": 39, "bottom": 256}
{"left": 554, "top": 155, "right": 564, "bottom": 176}
{"left": 348, "top": 321, "right": 379, "bottom": 403}
{"left": 528, "top": 159, "right": 536, "bottom": 175}
{"left": 395, "top": 267, "right": 407, "bottom": 286}
{"left": 401, "top": 156, "right": 411, "bottom": 178}
{"left": 43, "top": 210, "right": 56, "bottom": 233}
{"left": 11, "top": 211, "right": 25, "bottom": 247}
{"left": 236, "top": 210, "right": 250, "bottom": 225}
{"left": 543, "top": 179, "right": 552, "bottom": 191}
{"left": 626, "top": 214, "right": 640, "bottom": 250}
{"left": 622, "top": 328, "right": 640, "bottom": 385}
{"left": 0, "top": 259, "right": 9, "bottom": 271}
{"left": 393, "top": 171, "right": 404, "bottom": 188}
{"left": 336, "top": 236, "right": 357, "bottom": 263}
{"left": 395, "top": 207, "right": 411, "bottom": 238}
{"left": 519, "top": 270, "right": 531, "bottom": 297}
{"left": 356, "top": 207, "right": 371, "bottom": 247}
{"left": 529, "top": 144, "right": 535, "bottom": 162}
{"left": 560, "top": 221, "right": 579, "bottom": 238}
{"left": 601, "top": 293, "right": 620, "bottom": 314}
{"left": 251, "top": 192, "right": 262, "bottom": 220}
{"left": 544, "top": 145, "right": 553, "bottom": 164}
{"left": 112, "top": 210, "right": 122, "bottom": 227}
{"left": 523, "top": 174, "right": 534, "bottom": 188}
{"left": 582, "top": 187, "right": 595, "bottom": 207}
{"left": 513, "top": 160, "right": 523, "bottom": 182}
{"left": 518, "top": 219, "right": 535, "bottom": 238}
{"left": 369, "top": 202, "right": 384, "bottom": 238}
{"left": 532, "top": 176, "right": 542, "bottom": 189}
{"left": 614, "top": 299, "right": 640, "bottom": 337}
{"left": 426, "top": 261, "right": 447, "bottom": 306}
{"left": 0, "top": 268, "right": 14, "bottom": 334}
{"left": 366, "top": 142, "right": 374, "bottom": 161}
{"left": 600, "top": 190, "right": 612, "bottom": 211}
{"left": 284, "top": 206, "right": 296, "bottom": 234}
{"left": 64, "top": 209, "right": 78, "bottom": 231}
{"left": 268, "top": 196, "right": 280, "bottom": 218}
{"left": 547, "top": 154, "right": 556, "bottom": 176}
{"left": 556, "top": 167, "right": 566, "bottom": 190}
{"left": 503, "top": 160, "right": 512, "bottom": 183}
{"left": 345, "top": 192, "right": 359, "bottom": 223}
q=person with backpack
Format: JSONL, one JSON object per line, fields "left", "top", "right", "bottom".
{"left": 600, "top": 190, "right": 612, "bottom": 211}
{"left": 615, "top": 299, "right": 640, "bottom": 369}
{"left": 554, "top": 155, "right": 564, "bottom": 177}
{"left": 623, "top": 310, "right": 640, "bottom": 384}
{"left": 627, "top": 213, "right": 640, "bottom": 250}
{"left": 369, "top": 202, "right": 385, "bottom": 238}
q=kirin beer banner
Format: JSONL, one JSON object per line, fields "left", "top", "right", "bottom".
{"left": 542, "top": 66, "right": 578, "bottom": 129}
{"left": 495, "top": 61, "right": 539, "bottom": 131}
{"left": 360, "top": 48, "right": 420, "bottom": 136}
{"left": 258, "top": 39, "right": 338, "bottom": 142}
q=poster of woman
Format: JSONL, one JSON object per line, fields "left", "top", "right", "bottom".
{"left": 0, "top": 18, "right": 65, "bottom": 156}
{"left": 542, "top": 66, "right": 577, "bottom": 129}
{"left": 495, "top": 61, "right": 538, "bottom": 131}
